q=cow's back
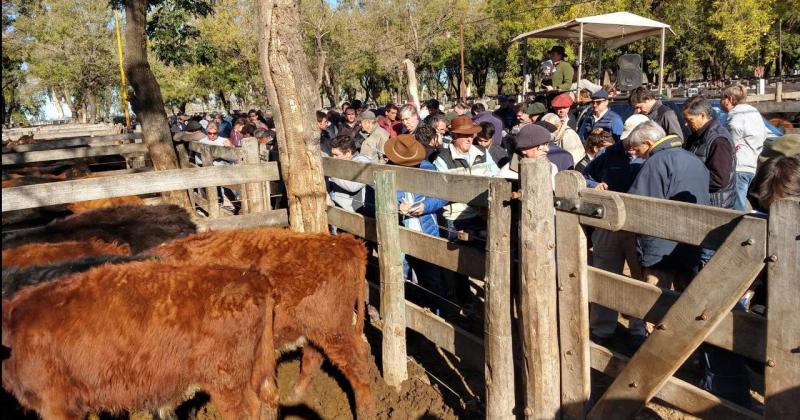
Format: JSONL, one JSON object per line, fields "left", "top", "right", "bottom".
{"left": 2, "top": 261, "right": 274, "bottom": 417}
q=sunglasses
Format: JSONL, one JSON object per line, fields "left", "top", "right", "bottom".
{"left": 207, "top": 131, "right": 219, "bottom": 135}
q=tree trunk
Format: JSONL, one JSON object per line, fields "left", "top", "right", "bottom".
{"left": 51, "top": 88, "right": 65, "bottom": 120}
{"left": 403, "top": 59, "right": 420, "bottom": 110}
{"left": 257, "top": 0, "right": 328, "bottom": 233}
{"left": 217, "top": 91, "right": 231, "bottom": 113}
{"left": 124, "top": 0, "right": 191, "bottom": 209}
{"left": 62, "top": 88, "right": 78, "bottom": 120}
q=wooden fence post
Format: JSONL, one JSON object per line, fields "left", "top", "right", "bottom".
{"left": 241, "top": 137, "right": 266, "bottom": 214}
{"left": 555, "top": 171, "right": 591, "bottom": 420}
{"left": 485, "top": 180, "right": 515, "bottom": 419}
{"left": 775, "top": 81, "right": 783, "bottom": 103}
{"left": 200, "top": 146, "right": 220, "bottom": 218}
{"left": 765, "top": 198, "right": 800, "bottom": 419}
{"left": 518, "top": 159, "right": 562, "bottom": 419}
{"left": 374, "top": 170, "right": 407, "bottom": 389}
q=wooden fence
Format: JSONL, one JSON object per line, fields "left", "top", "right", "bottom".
{"left": 2, "top": 132, "right": 147, "bottom": 170}
{"left": 322, "top": 156, "right": 516, "bottom": 419}
{"left": 1, "top": 162, "right": 288, "bottom": 231}
{"left": 2, "top": 123, "right": 123, "bottom": 141}
{"left": 2, "top": 140, "right": 797, "bottom": 419}
{"left": 323, "top": 157, "right": 798, "bottom": 420}
{"left": 175, "top": 138, "right": 272, "bottom": 218}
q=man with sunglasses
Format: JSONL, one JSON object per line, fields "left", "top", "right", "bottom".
{"left": 578, "top": 89, "right": 624, "bottom": 142}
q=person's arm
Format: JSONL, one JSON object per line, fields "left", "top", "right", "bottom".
{"left": 329, "top": 177, "right": 366, "bottom": 193}
{"left": 664, "top": 110, "right": 685, "bottom": 140}
{"left": 706, "top": 137, "right": 735, "bottom": 191}
{"left": 611, "top": 116, "right": 624, "bottom": 142}
{"left": 628, "top": 161, "right": 666, "bottom": 200}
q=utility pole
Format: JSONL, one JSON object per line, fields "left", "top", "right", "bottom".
{"left": 113, "top": 9, "right": 130, "bottom": 128}
{"left": 460, "top": 23, "right": 466, "bottom": 101}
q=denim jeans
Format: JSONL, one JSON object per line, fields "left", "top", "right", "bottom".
{"left": 734, "top": 172, "right": 754, "bottom": 211}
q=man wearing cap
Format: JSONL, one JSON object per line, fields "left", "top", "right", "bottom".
{"left": 434, "top": 116, "right": 498, "bottom": 312}
{"left": 384, "top": 134, "right": 449, "bottom": 314}
{"left": 434, "top": 116, "right": 499, "bottom": 239}
{"left": 551, "top": 93, "right": 576, "bottom": 129}
{"left": 583, "top": 114, "right": 646, "bottom": 350}
{"left": 357, "top": 110, "right": 389, "bottom": 162}
{"left": 629, "top": 86, "right": 685, "bottom": 140}
{"left": 578, "top": 89, "right": 624, "bottom": 142}
{"left": 549, "top": 46, "right": 574, "bottom": 92}
{"left": 533, "top": 119, "right": 574, "bottom": 171}
{"left": 498, "top": 124, "right": 557, "bottom": 182}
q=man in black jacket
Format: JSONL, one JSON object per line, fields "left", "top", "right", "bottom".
{"left": 682, "top": 95, "right": 737, "bottom": 209}
{"left": 629, "top": 86, "right": 685, "bottom": 140}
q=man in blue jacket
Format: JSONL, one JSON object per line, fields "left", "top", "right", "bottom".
{"left": 624, "top": 121, "right": 710, "bottom": 282}
{"left": 624, "top": 121, "right": 755, "bottom": 408}
{"left": 578, "top": 90, "right": 624, "bottom": 142}
{"left": 583, "top": 116, "right": 645, "bottom": 350}
{"left": 384, "top": 134, "right": 448, "bottom": 315}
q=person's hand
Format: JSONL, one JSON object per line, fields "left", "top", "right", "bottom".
{"left": 594, "top": 182, "right": 609, "bottom": 190}
{"left": 406, "top": 202, "right": 425, "bottom": 216}
{"left": 398, "top": 201, "right": 412, "bottom": 214}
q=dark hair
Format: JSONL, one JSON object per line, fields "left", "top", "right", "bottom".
{"left": 234, "top": 117, "right": 248, "bottom": 127}
{"left": 414, "top": 125, "right": 437, "bottom": 146}
{"left": 384, "top": 103, "right": 399, "bottom": 112}
{"left": 330, "top": 135, "right": 356, "bottom": 154}
{"left": 682, "top": 95, "right": 713, "bottom": 117}
{"left": 242, "top": 123, "right": 258, "bottom": 137}
{"left": 425, "top": 113, "right": 448, "bottom": 129}
{"left": 586, "top": 127, "right": 613, "bottom": 149}
{"left": 471, "top": 103, "right": 486, "bottom": 115}
{"left": 427, "top": 99, "right": 440, "bottom": 110}
{"left": 628, "top": 86, "right": 657, "bottom": 106}
{"left": 478, "top": 122, "right": 495, "bottom": 141}
{"left": 316, "top": 110, "right": 328, "bottom": 122}
{"left": 248, "top": 109, "right": 258, "bottom": 116}
{"left": 750, "top": 155, "right": 800, "bottom": 210}
{"left": 351, "top": 99, "right": 363, "bottom": 110}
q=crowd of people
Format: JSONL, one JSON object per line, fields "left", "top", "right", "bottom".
{"left": 318, "top": 80, "right": 799, "bottom": 411}
{"left": 164, "top": 65, "right": 800, "bottom": 410}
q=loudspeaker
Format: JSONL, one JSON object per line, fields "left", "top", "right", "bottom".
{"left": 616, "top": 54, "right": 643, "bottom": 91}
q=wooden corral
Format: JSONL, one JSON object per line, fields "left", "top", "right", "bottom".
{"left": 2, "top": 123, "right": 123, "bottom": 142}
{"left": 2, "top": 131, "right": 798, "bottom": 419}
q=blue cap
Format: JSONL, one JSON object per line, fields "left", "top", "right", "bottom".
{"left": 591, "top": 90, "right": 609, "bottom": 100}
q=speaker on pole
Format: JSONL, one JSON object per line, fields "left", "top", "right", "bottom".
{"left": 617, "top": 54, "right": 643, "bottom": 91}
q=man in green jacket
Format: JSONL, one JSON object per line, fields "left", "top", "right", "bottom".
{"left": 549, "top": 46, "right": 574, "bottom": 92}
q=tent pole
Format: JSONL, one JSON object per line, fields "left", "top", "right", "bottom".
{"left": 658, "top": 27, "right": 665, "bottom": 95}
{"left": 577, "top": 23, "right": 584, "bottom": 93}
{"left": 597, "top": 42, "right": 603, "bottom": 85}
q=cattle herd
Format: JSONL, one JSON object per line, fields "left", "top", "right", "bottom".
{"left": 1, "top": 202, "right": 373, "bottom": 419}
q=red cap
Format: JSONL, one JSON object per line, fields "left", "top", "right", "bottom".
{"left": 551, "top": 93, "right": 574, "bottom": 108}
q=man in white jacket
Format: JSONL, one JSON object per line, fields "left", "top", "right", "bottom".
{"left": 721, "top": 85, "right": 769, "bottom": 210}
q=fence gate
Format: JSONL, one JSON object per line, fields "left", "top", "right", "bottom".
{"left": 551, "top": 171, "right": 799, "bottom": 420}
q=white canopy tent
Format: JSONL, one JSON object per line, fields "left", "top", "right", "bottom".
{"left": 512, "top": 12, "right": 675, "bottom": 94}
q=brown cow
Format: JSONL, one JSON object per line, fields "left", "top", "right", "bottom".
{"left": 67, "top": 196, "right": 146, "bottom": 213}
{"left": 149, "top": 227, "right": 373, "bottom": 418}
{"left": 2, "top": 238, "right": 131, "bottom": 268}
{"left": 2, "top": 204, "right": 197, "bottom": 253}
{"left": 2, "top": 261, "right": 278, "bottom": 419}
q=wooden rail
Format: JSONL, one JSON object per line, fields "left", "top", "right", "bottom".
{"left": 2, "top": 133, "right": 142, "bottom": 153}
{"left": 2, "top": 143, "right": 148, "bottom": 165}
{"left": 2, "top": 163, "right": 280, "bottom": 212}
